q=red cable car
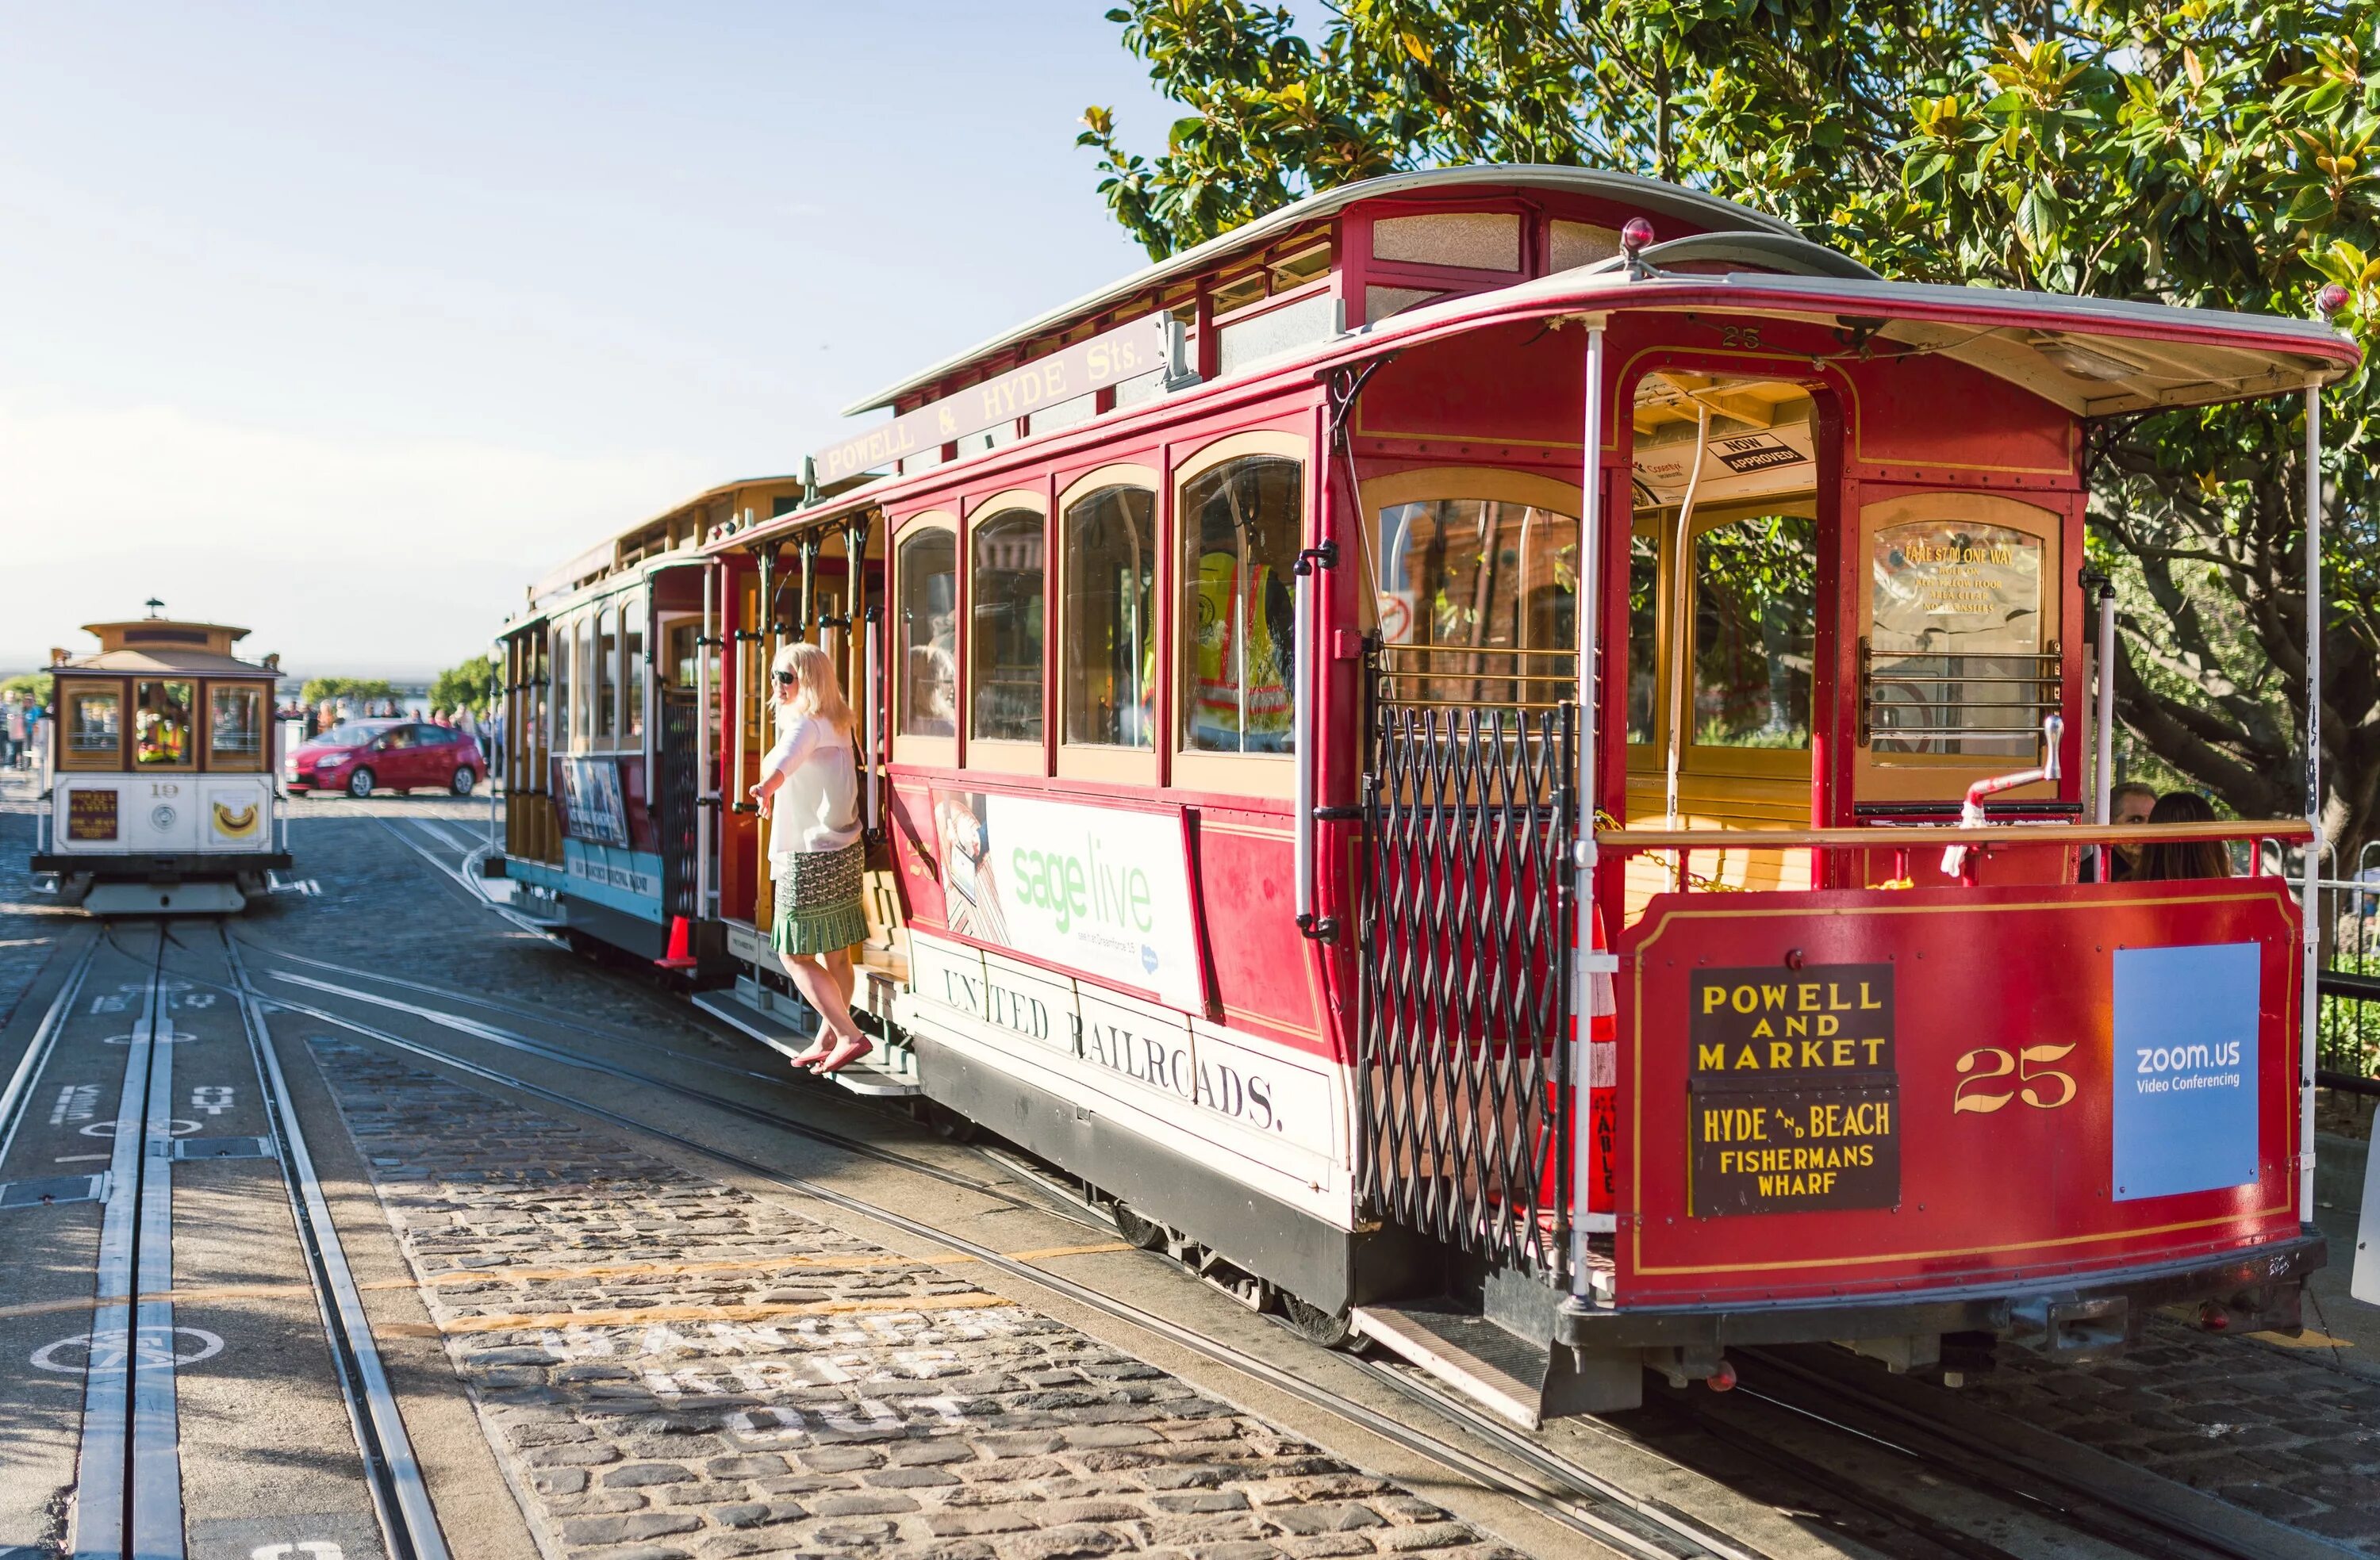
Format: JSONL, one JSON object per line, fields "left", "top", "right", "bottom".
{"left": 666, "top": 167, "right": 2349, "bottom": 1422}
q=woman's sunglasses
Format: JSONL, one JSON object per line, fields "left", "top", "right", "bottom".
{"left": 774, "top": 671, "right": 797, "bottom": 686}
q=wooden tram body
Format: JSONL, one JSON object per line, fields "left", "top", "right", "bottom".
{"left": 514, "top": 167, "right": 2355, "bottom": 1420}
{"left": 33, "top": 616, "right": 292, "bottom": 914}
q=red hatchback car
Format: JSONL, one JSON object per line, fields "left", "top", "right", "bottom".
{"left": 286, "top": 719, "right": 486, "bottom": 799}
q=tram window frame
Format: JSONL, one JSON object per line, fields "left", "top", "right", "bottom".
{"left": 1057, "top": 464, "right": 1161, "bottom": 785}
{"left": 132, "top": 678, "right": 198, "bottom": 771}
{"left": 965, "top": 492, "right": 1050, "bottom": 774}
{"left": 59, "top": 677, "right": 126, "bottom": 772}
{"left": 596, "top": 601, "right": 619, "bottom": 746}
{"left": 574, "top": 613, "right": 596, "bottom": 754}
{"left": 1171, "top": 430, "right": 1307, "bottom": 801}
{"left": 1357, "top": 465, "right": 1584, "bottom": 715}
{"left": 1856, "top": 490, "right": 2063, "bottom": 803}
{"left": 1682, "top": 502, "right": 1818, "bottom": 777}
{"left": 205, "top": 680, "right": 269, "bottom": 772}
{"left": 891, "top": 512, "right": 959, "bottom": 769}
{"left": 549, "top": 616, "right": 572, "bottom": 756}
{"left": 622, "top": 589, "right": 647, "bottom": 747}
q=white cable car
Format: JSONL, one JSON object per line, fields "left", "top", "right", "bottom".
{"left": 33, "top": 612, "right": 293, "bottom": 914}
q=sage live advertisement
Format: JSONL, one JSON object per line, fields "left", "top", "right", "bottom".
{"left": 11, "top": 6, "right": 2380, "bottom": 1559}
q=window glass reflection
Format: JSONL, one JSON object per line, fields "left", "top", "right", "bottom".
{"left": 1184, "top": 456, "right": 1300, "bottom": 754}
{"left": 1064, "top": 486, "right": 1157, "bottom": 749}
{"left": 1691, "top": 515, "right": 1814, "bottom": 749}
{"left": 897, "top": 529, "right": 958, "bottom": 738}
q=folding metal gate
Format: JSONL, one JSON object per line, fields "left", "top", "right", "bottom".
{"left": 657, "top": 688, "right": 700, "bottom": 923}
{"left": 1357, "top": 648, "right": 1577, "bottom": 1282}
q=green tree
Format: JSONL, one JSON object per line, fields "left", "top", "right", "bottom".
{"left": 300, "top": 676, "right": 398, "bottom": 708}
{"left": 429, "top": 654, "right": 500, "bottom": 717}
{"left": 1, "top": 673, "right": 52, "bottom": 703}
{"left": 1082, "top": 0, "right": 2380, "bottom": 855}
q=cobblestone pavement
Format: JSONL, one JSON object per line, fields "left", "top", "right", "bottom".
{"left": 309, "top": 1035, "right": 1528, "bottom": 1560}
{"left": 1960, "top": 1313, "right": 2380, "bottom": 1548}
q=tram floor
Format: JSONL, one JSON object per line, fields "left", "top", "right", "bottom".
{"left": 3, "top": 798, "right": 2380, "bottom": 1560}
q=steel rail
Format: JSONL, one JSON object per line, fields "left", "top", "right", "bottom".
{"left": 251, "top": 964, "right": 1048, "bottom": 1214}
{"left": 372, "top": 817, "right": 566, "bottom": 945}
{"left": 0, "top": 936, "right": 98, "bottom": 1163}
{"left": 215, "top": 928, "right": 453, "bottom": 1560}
{"left": 236, "top": 982, "right": 1762, "bottom": 1560}
{"left": 71, "top": 923, "right": 182, "bottom": 1560}
{"left": 1729, "top": 1347, "right": 2324, "bottom": 1560}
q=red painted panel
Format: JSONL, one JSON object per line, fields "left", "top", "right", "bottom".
{"left": 1614, "top": 880, "right": 2301, "bottom": 1305}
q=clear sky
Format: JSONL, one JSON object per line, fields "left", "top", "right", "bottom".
{"left": 0, "top": 2, "right": 1182, "bottom": 680}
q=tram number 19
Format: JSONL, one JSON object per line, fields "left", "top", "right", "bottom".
{"left": 1952, "top": 1044, "right": 2077, "bottom": 1113}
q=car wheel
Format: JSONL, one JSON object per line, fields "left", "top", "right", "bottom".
{"left": 450, "top": 765, "right": 477, "bottom": 796}
{"left": 346, "top": 767, "right": 376, "bottom": 799}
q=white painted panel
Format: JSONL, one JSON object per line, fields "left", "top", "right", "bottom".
{"left": 122, "top": 778, "right": 198, "bottom": 851}
{"left": 197, "top": 778, "right": 271, "bottom": 853}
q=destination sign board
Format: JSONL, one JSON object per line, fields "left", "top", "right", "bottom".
{"left": 810, "top": 316, "right": 1178, "bottom": 485}
{"left": 68, "top": 788, "right": 118, "bottom": 841}
{"left": 1686, "top": 963, "right": 1901, "bottom": 1216}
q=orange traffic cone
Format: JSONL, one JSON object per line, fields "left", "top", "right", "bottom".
{"left": 654, "top": 915, "right": 699, "bottom": 970}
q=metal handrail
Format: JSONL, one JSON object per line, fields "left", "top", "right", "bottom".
{"left": 1599, "top": 818, "right": 2312, "bottom": 850}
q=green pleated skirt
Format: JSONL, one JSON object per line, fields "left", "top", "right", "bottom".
{"left": 770, "top": 842, "right": 868, "bottom": 955}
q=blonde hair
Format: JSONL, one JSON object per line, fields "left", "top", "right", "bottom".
{"left": 772, "top": 641, "right": 854, "bottom": 734}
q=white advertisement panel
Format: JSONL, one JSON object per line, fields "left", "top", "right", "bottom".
{"left": 931, "top": 788, "right": 1203, "bottom": 1010}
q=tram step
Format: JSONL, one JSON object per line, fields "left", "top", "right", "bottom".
{"left": 1353, "top": 1297, "right": 1645, "bottom": 1427}
{"left": 692, "top": 987, "right": 921, "bottom": 1098}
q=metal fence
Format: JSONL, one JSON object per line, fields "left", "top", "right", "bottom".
{"left": 2309, "top": 843, "right": 2380, "bottom": 1094}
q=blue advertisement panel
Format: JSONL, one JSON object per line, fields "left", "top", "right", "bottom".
{"left": 2111, "top": 941, "right": 2259, "bottom": 1201}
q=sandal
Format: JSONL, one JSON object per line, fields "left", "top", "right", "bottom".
{"left": 812, "top": 1035, "right": 874, "bottom": 1075}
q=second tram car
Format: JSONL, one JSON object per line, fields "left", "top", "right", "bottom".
{"left": 33, "top": 612, "right": 292, "bottom": 914}
{"left": 505, "top": 166, "right": 2355, "bottom": 1423}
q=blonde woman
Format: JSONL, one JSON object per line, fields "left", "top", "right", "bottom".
{"left": 748, "top": 642, "right": 870, "bottom": 1072}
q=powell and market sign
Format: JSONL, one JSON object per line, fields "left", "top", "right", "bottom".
{"left": 808, "top": 316, "right": 1188, "bottom": 485}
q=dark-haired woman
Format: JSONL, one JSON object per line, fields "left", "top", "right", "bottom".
{"left": 2133, "top": 791, "right": 2233, "bottom": 881}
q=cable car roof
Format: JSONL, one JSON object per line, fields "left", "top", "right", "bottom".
{"left": 57, "top": 619, "right": 277, "bottom": 677}
{"left": 842, "top": 166, "right": 1807, "bottom": 416}
{"left": 1363, "top": 262, "right": 2359, "bottom": 416}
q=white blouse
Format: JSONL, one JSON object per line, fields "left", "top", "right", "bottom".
{"left": 761, "top": 715, "right": 861, "bottom": 858}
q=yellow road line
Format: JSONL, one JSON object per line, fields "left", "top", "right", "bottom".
{"left": 0, "top": 1242, "right": 1132, "bottom": 1323}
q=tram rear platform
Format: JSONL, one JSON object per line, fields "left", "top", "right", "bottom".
{"left": 4, "top": 785, "right": 2380, "bottom": 1560}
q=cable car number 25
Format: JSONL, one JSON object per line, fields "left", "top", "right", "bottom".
{"left": 1952, "top": 1044, "right": 2078, "bottom": 1113}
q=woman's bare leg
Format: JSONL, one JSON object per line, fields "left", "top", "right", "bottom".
{"left": 811, "top": 949, "right": 873, "bottom": 1072}
{"left": 779, "top": 952, "right": 862, "bottom": 1061}
{"left": 826, "top": 947, "right": 857, "bottom": 1009}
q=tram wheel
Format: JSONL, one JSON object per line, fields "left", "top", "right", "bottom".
{"left": 346, "top": 766, "right": 376, "bottom": 799}
{"left": 1112, "top": 1203, "right": 1167, "bottom": 1251}
{"left": 450, "top": 766, "right": 478, "bottom": 796}
{"left": 1278, "top": 1293, "right": 1360, "bottom": 1351}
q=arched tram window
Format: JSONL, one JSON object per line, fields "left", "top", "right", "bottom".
{"left": 1064, "top": 484, "right": 1157, "bottom": 750}
{"left": 969, "top": 508, "right": 1046, "bottom": 746}
{"left": 896, "top": 525, "right": 957, "bottom": 741}
{"left": 1374, "top": 496, "right": 1579, "bottom": 711}
{"left": 1183, "top": 454, "right": 1300, "bottom": 756}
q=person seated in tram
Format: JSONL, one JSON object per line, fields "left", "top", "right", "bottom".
{"left": 2132, "top": 790, "right": 2234, "bottom": 881}
{"left": 2081, "top": 780, "right": 2158, "bottom": 882}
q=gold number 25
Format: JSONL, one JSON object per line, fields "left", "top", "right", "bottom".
{"left": 1953, "top": 1044, "right": 2078, "bottom": 1113}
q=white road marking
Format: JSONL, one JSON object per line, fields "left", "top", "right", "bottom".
{"left": 32, "top": 1325, "right": 224, "bottom": 1374}
{"left": 190, "top": 1086, "right": 235, "bottom": 1117}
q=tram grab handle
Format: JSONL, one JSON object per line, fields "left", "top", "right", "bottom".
{"left": 1941, "top": 715, "right": 2063, "bottom": 878}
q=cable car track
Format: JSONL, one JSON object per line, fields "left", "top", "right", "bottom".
{"left": 223, "top": 966, "right": 1772, "bottom": 1560}
{"left": 32, "top": 921, "right": 451, "bottom": 1560}
{"left": 229, "top": 939, "right": 2345, "bottom": 1560}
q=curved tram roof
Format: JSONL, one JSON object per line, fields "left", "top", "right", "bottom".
{"left": 56, "top": 619, "right": 277, "bottom": 678}
{"left": 718, "top": 164, "right": 2357, "bottom": 549}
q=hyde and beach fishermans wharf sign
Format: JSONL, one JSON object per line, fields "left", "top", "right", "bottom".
{"left": 809, "top": 316, "right": 1180, "bottom": 485}
{"left": 1687, "top": 964, "right": 1902, "bottom": 1217}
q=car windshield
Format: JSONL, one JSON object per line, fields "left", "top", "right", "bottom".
{"left": 317, "top": 723, "right": 389, "bottom": 747}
